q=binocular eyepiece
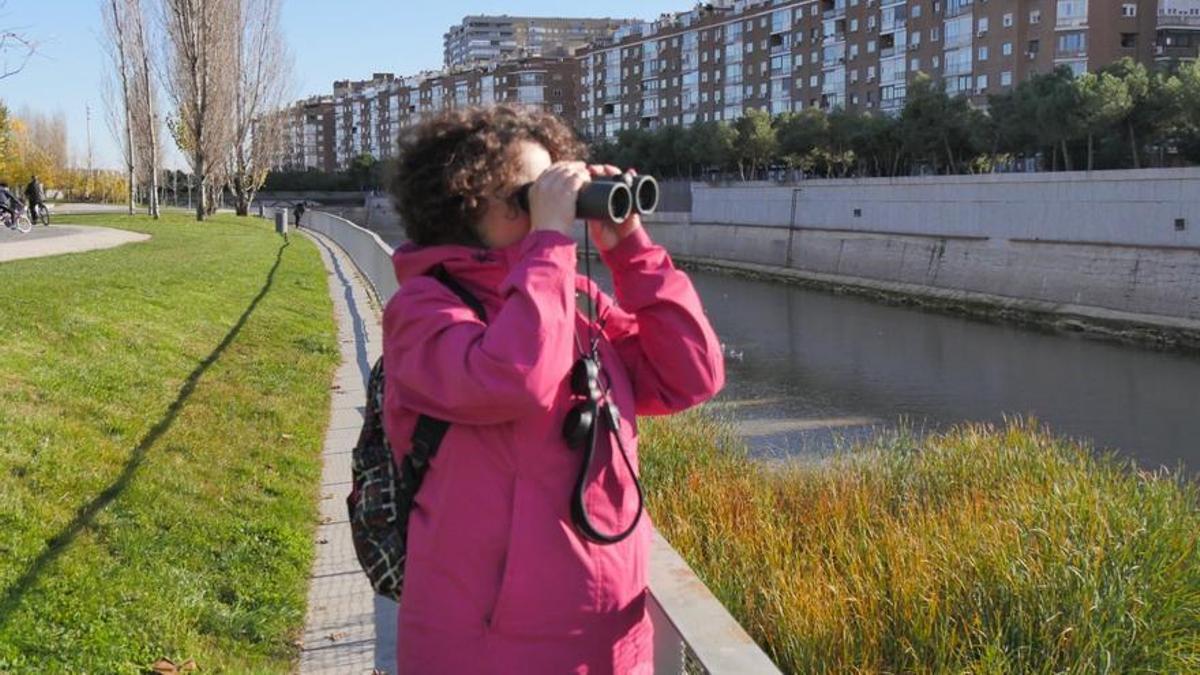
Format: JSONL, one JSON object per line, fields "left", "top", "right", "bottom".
{"left": 516, "top": 171, "right": 659, "bottom": 224}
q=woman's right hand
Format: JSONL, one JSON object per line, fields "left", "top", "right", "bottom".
{"left": 527, "top": 161, "right": 590, "bottom": 235}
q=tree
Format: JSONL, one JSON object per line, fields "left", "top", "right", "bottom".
{"left": 0, "top": 1, "right": 36, "bottom": 80}
{"left": 1177, "top": 59, "right": 1200, "bottom": 163}
{"left": 229, "top": 0, "right": 292, "bottom": 216}
{"left": 732, "top": 108, "right": 776, "bottom": 180}
{"left": 348, "top": 153, "right": 377, "bottom": 191}
{"left": 900, "top": 73, "right": 979, "bottom": 174}
{"left": 101, "top": 0, "right": 138, "bottom": 214}
{"left": 775, "top": 108, "right": 829, "bottom": 171}
{"left": 129, "top": 0, "right": 161, "bottom": 218}
{"left": 1075, "top": 71, "right": 1132, "bottom": 171}
{"left": 689, "top": 121, "right": 735, "bottom": 178}
{"left": 161, "top": 0, "right": 238, "bottom": 221}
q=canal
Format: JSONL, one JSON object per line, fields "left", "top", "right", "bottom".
{"left": 590, "top": 263, "right": 1200, "bottom": 473}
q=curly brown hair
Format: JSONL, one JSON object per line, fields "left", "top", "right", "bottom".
{"left": 391, "top": 105, "right": 587, "bottom": 247}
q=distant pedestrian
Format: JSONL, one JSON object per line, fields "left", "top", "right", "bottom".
{"left": 293, "top": 201, "right": 306, "bottom": 228}
{"left": 25, "top": 175, "right": 45, "bottom": 224}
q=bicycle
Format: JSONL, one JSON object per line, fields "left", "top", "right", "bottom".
{"left": 1, "top": 204, "right": 32, "bottom": 233}
{"left": 29, "top": 202, "right": 49, "bottom": 227}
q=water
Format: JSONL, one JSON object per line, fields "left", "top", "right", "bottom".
{"left": 589, "top": 263, "right": 1200, "bottom": 473}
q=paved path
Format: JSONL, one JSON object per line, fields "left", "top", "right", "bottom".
{"left": 0, "top": 224, "right": 149, "bottom": 262}
{"left": 299, "top": 229, "right": 397, "bottom": 674}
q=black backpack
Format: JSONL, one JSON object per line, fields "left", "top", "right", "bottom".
{"left": 347, "top": 266, "right": 487, "bottom": 601}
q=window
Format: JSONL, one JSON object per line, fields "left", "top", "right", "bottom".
{"left": 931, "top": 27, "right": 940, "bottom": 41}
{"left": 1001, "top": 70, "right": 1012, "bottom": 86}
{"left": 1057, "top": 32, "right": 1086, "bottom": 54}
{"left": 913, "top": 4, "right": 922, "bottom": 18}
{"left": 867, "top": 65, "right": 876, "bottom": 80}
{"left": 850, "top": 44, "right": 860, "bottom": 59}
{"left": 978, "top": 46, "right": 988, "bottom": 60}
{"left": 978, "top": 17, "right": 989, "bottom": 34}
{"left": 1121, "top": 3, "right": 1136, "bottom": 17}
{"left": 1121, "top": 33, "right": 1137, "bottom": 48}
{"left": 851, "top": 18, "right": 859, "bottom": 32}
{"left": 851, "top": 68, "right": 859, "bottom": 82}
{"left": 976, "top": 74, "right": 988, "bottom": 93}
{"left": 1029, "top": 10, "right": 1041, "bottom": 24}
{"left": 810, "top": 74, "right": 818, "bottom": 86}
{"left": 933, "top": 55, "right": 940, "bottom": 68}
{"left": 868, "top": 40, "right": 877, "bottom": 52}
{"left": 1003, "top": 41, "right": 1013, "bottom": 56}
{"left": 1028, "top": 39, "right": 1040, "bottom": 54}
{"left": 1003, "top": 13, "right": 1013, "bottom": 28}
{"left": 911, "top": 57, "right": 920, "bottom": 70}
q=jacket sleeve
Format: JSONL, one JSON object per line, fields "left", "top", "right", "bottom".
{"left": 598, "top": 227, "right": 725, "bottom": 416}
{"left": 383, "top": 231, "right": 577, "bottom": 425}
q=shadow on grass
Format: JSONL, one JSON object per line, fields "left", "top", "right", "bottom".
{"left": 0, "top": 238, "right": 291, "bottom": 626}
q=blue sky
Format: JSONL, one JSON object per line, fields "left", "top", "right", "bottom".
{"left": 2, "top": 0, "right": 684, "bottom": 170}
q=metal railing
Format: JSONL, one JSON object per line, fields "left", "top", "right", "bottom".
{"left": 282, "top": 208, "right": 781, "bottom": 675}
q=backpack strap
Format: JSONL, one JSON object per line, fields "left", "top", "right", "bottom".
{"left": 396, "top": 266, "right": 487, "bottom": 507}
{"left": 431, "top": 264, "right": 487, "bottom": 322}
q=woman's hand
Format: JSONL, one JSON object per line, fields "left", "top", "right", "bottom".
{"left": 528, "top": 161, "right": 590, "bottom": 236}
{"left": 585, "top": 164, "right": 643, "bottom": 252}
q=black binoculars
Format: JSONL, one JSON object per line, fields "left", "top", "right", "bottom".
{"left": 516, "top": 171, "right": 659, "bottom": 224}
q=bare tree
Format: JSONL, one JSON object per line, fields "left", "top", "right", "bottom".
{"left": 0, "top": 1, "right": 36, "bottom": 80}
{"left": 160, "top": 0, "right": 237, "bottom": 221}
{"left": 228, "top": 0, "right": 292, "bottom": 216}
{"left": 101, "top": 0, "right": 137, "bottom": 214}
{"left": 130, "top": 0, "right": 160, "bottom": 218}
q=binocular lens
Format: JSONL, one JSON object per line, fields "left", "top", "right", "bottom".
{"left": 632, "top": 176, "right": 659, "bottom": 215}
{"left": 515, "top": 170, "right": 658, "bottom": 225}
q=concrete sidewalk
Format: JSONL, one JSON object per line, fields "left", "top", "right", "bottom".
{"left": 299, "top": 229, "right": 396, "bottom": 673}
{"left": 0, "top": 224, "right": 149, "bottom": 262}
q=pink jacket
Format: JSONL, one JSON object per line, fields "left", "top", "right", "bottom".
{"left": 382, "top": 227, "right": 724, "bottom": 674}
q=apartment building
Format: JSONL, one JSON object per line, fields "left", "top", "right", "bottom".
{"left": 576, "top": 0, "right": 1195, "bottom": 141}
{"left": 444, "top": 15, "right": 635, "bottom": 71}
{"left": 277, "top": 95, "right": 336, "bottom": 173}
{"left": 319, "top": 59, "right": 578, "bottom": 170}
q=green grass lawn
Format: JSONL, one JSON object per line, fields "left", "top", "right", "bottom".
{"left": 642, "top": 412, "right": 1200, "bottom": 673}
{"left": 0, "top": 213, "right": 339, "bottom": 672}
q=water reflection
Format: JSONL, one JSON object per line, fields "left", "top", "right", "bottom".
{"left": 593, "top": 264, "right": 1200, "bottom": 472}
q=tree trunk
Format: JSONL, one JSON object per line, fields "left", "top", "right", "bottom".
{"left": 1128, "top": 119, "right": 1140, "bottom": 169}
{"left": 1087, "top": 133, "right": 1094, "bottom": 172}
{"left": 194, "top": 150, "right": 206, "bottom": 221}
{"left": 109, "top": 0, "right": 136, "bottom": 216}
{"left": 1062, "top": 140, "right": 1072, "bottom": 171}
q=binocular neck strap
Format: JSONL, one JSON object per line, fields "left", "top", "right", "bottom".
{"left": 570, "top": 401, "right": 645, "bottom": 545}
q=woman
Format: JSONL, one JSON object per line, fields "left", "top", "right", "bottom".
{"left": 383, "top": 104, "right": 724, "bottom": 673}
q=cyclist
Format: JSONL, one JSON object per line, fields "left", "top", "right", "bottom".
{"left": 0, "top": 182, "right": 23, "bottom": 223}
{"left": 25, "top": 175, "right": 45, "bottom": 224}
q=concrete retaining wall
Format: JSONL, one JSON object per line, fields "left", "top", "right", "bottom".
{"left": 656, "top": 168, "right": 1200, "bottom": 328}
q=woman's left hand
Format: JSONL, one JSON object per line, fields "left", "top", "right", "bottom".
{"left": 585, "top": 164, "right": 643, "bottom": 252}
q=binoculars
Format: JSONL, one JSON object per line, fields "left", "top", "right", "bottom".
{"left": 516, "top": 171, "right": 659, "bottom": 224}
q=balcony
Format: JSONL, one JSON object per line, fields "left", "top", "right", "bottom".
{"left": 1157, "top": 11, "right": 1200, "bottom": 29}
